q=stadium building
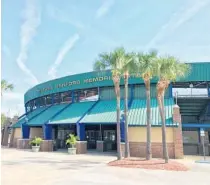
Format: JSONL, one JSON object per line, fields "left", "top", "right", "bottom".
{"left": 10, "top": 62, "right": 210, "bottom": 158}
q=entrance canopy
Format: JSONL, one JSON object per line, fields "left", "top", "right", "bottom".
{"left": 128, "top": 98, "right": 175, "bottom": 126}
{"left": 80, "top": 100, "right": 124, "bottom": 124}
{"left": 80, "top": 99, "right": 176, "bottom": 126}
{"left": 11, "top": 107, "right": 47, "bottom": 128}
{"left": 26, "top": 104, "right": 67, "bottom": 126}
{"left": 48, "top": 101, "right": 96, "bottom": 124}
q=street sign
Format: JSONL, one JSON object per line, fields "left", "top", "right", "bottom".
{"left": 200, "top": 129, "right": 205, "bottom": 137}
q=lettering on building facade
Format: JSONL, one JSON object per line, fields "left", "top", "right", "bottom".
{"left": 36, "top": 74, "right": 139, "bottom": 94}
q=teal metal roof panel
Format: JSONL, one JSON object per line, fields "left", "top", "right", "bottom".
{"left": 80, "top": 100, "right": 124, "bottom": 123}
{"left": 128, "top": 98, "right": 175, "bottom": 126}
{"left": 81, "top": 98, "right": 176, "bottom": 126}
{"left": 11, "top": 107, "right": 47, "bottom": 128}
{"left": 27, "top": 104, "right": 67, "bottom": 126}
{"left": 179, "top": 63, "right": 210, "bottom": 82}
{"left": 49, "top": 101, "right": 96, "bottom": 124}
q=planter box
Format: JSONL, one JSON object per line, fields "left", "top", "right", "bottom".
{"left": 32, "top": 146, "right": 40, "bottom": 152}
{"left": 68, "top": 148, "right": 77, "bottom": 155}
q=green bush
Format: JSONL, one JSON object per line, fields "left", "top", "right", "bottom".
{"left": 66, "top": 134, "right": 78, "bottom": 148}
{"left": 30, "top": 137, "right": 43, "bottom": 146}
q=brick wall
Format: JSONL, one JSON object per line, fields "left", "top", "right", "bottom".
{"left": 173, "top": 105, "right": 184, "bottom": 159}
{"left": 129, "top": 142, "right": 175, "bottom": 158}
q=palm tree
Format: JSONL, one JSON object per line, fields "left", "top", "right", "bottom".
{"left": 94, "top": 47, "right": 133, "bottom": 160}
{"left": 154, "top": 56, "right": 190, "bottom": 163}
{"left": 1, "top": 79, "right": 14, "bottom": 96}
{"left": 134, "top": 50, "right": 157, "bottom": 160}
{"left": 121, "top": 52, "right": 136, "bottom": 158}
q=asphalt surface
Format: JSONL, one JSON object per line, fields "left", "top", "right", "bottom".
{"left": 1, "top": 148, "right": 210, "bottom": 185}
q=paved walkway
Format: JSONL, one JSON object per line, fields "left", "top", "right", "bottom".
{"left": 1, "top": 148, "right": 210, "bottom": 185}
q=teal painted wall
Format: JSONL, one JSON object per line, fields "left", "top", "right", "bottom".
{"left": 134, "top": 84, "right": 169, "bottom": 99}
{"left": 100, "top": 86, "right": 131, "bottom": 100}
{"left": 24, "top": 63, "right": 210, "bottom": 103}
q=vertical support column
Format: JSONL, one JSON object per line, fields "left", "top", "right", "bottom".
{"left": 17, "top": 124, "right": 31, "bottom": 149}
{"left": 43, "top": 124, "right": 52, "bottom": 140}
{"left": 22, "top": 123, "right": 30, "bottom": 139}
{"left": 41, "top": 124, "right": 53, "bottom": 152}
{"left": 76, "top": 123, "right": 87, "bottom": 154}
{"left": 120, "top": 121, "right": 125, "bottom": 142}
{"left": 76, "top": 123, "right": 85, "bottom": 141}
{"left": 173, "top": 105, "right": 184, "bottom": 159}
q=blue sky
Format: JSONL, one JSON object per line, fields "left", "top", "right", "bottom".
{"left": 2, "top": 0, "right": 210, "bottom": 116}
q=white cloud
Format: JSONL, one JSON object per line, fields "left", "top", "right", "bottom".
{"left": 16, "top": 0, "right": 40, "bottom": 85}
{"left": 46, "top": 5, "right": 84, "bottom": 29}
{"left": 146, "top": 0, "right": 210, "bottom": 49}
{"left": 96, "top": 0, "right": 114, "bottom": 19}
{"left": 48, "top": 34, "right": 80, "bottom": 79}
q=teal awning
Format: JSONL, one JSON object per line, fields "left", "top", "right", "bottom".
{"left": 80, "top": 98, "right": 177, "bottom": 126}
{"left": 11, "top": 107, "right": 46, "bottom": 128}
{"left": 49, "top": 101, "right": 96, "bottom": 124}
{"left": 80, "top": 100, "right": 124, "bottom": 123}
{"left": 26, "top": 104, "right": 67, "bottom": 126}
{"left": 128, "top": 98, "right": 175, "bottom": 126}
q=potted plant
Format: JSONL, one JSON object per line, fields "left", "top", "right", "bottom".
{"left": 66, "top": 134, "right": 78, "bottom": 155}
{"left": 30, "top": 137, "right": 43, "bottom": 152}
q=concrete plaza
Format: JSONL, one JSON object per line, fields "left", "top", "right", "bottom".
{"left": 1, "top": 148, "right": 210, "bottom": 185}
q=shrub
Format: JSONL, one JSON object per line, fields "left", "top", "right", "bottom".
{"left": 66, "top": 134, "right": 78, "bottom": 148}
{"left": 30, "top": 137, "right": 43, "bottom": 146}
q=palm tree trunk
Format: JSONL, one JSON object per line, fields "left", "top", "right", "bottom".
{"left": 113, "top": 78, "right": 122, "bottom": 160}
{"left": 124, "top": 73, "right": 130, "bottom": 158}
{"left": 157, "top": 83, "right": 169, "bottom": 163}
{"left": 145, "top": 79, "right": 152, "bottom": 160}
{"left": 116, "top": 93, "right": 122, "bottom": 160}
{"left": 161, "top": 93, "right": 169, "bottom": 163}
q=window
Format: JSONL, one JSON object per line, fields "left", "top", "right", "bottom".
{"left": 60, "top": 91, "right": 72, "bottom": 103}
{"left": 54, "top": 93, "right": 61, "bottom": 104}
{"left": 39, "top": 96, "right": 46, "bottom": 107}
{"left": 46, "top": 95, "right": 52, "bottom": 105}
{"left": 75, "top": 88, "right": 98, "bottom": 102}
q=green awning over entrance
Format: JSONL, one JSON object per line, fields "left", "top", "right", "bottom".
{"left": 80, "top": 98, "right": 176, "bottom": 126}
{"left": 80, "top": 100, "right": 124, "bottom": 123}
{"left": 26, "top": 104, "right": 67, "bottom": 126}
{"left": 128, "top": 98, "right": 175, "bottom": 126}
{"left": 11, "top": 107, "right": 47, "bottom": 128}
{"left": 49, "top": 101, "right": 96, "bottom": 124}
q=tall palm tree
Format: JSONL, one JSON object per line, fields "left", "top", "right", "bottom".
{"left": 134, "top": 50, "right": 157, "bottom": 160}
{"left": 94, "top": 47, "right": 133, "bottom": 160}
{"left": 1, "top": 79, "right": 14, "bottom": 96}
{"left": 154, "top": 56, "right": 190, "bottom": 163}
{"left": 121, "top": 52, "right": 136, "bottom": 158}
